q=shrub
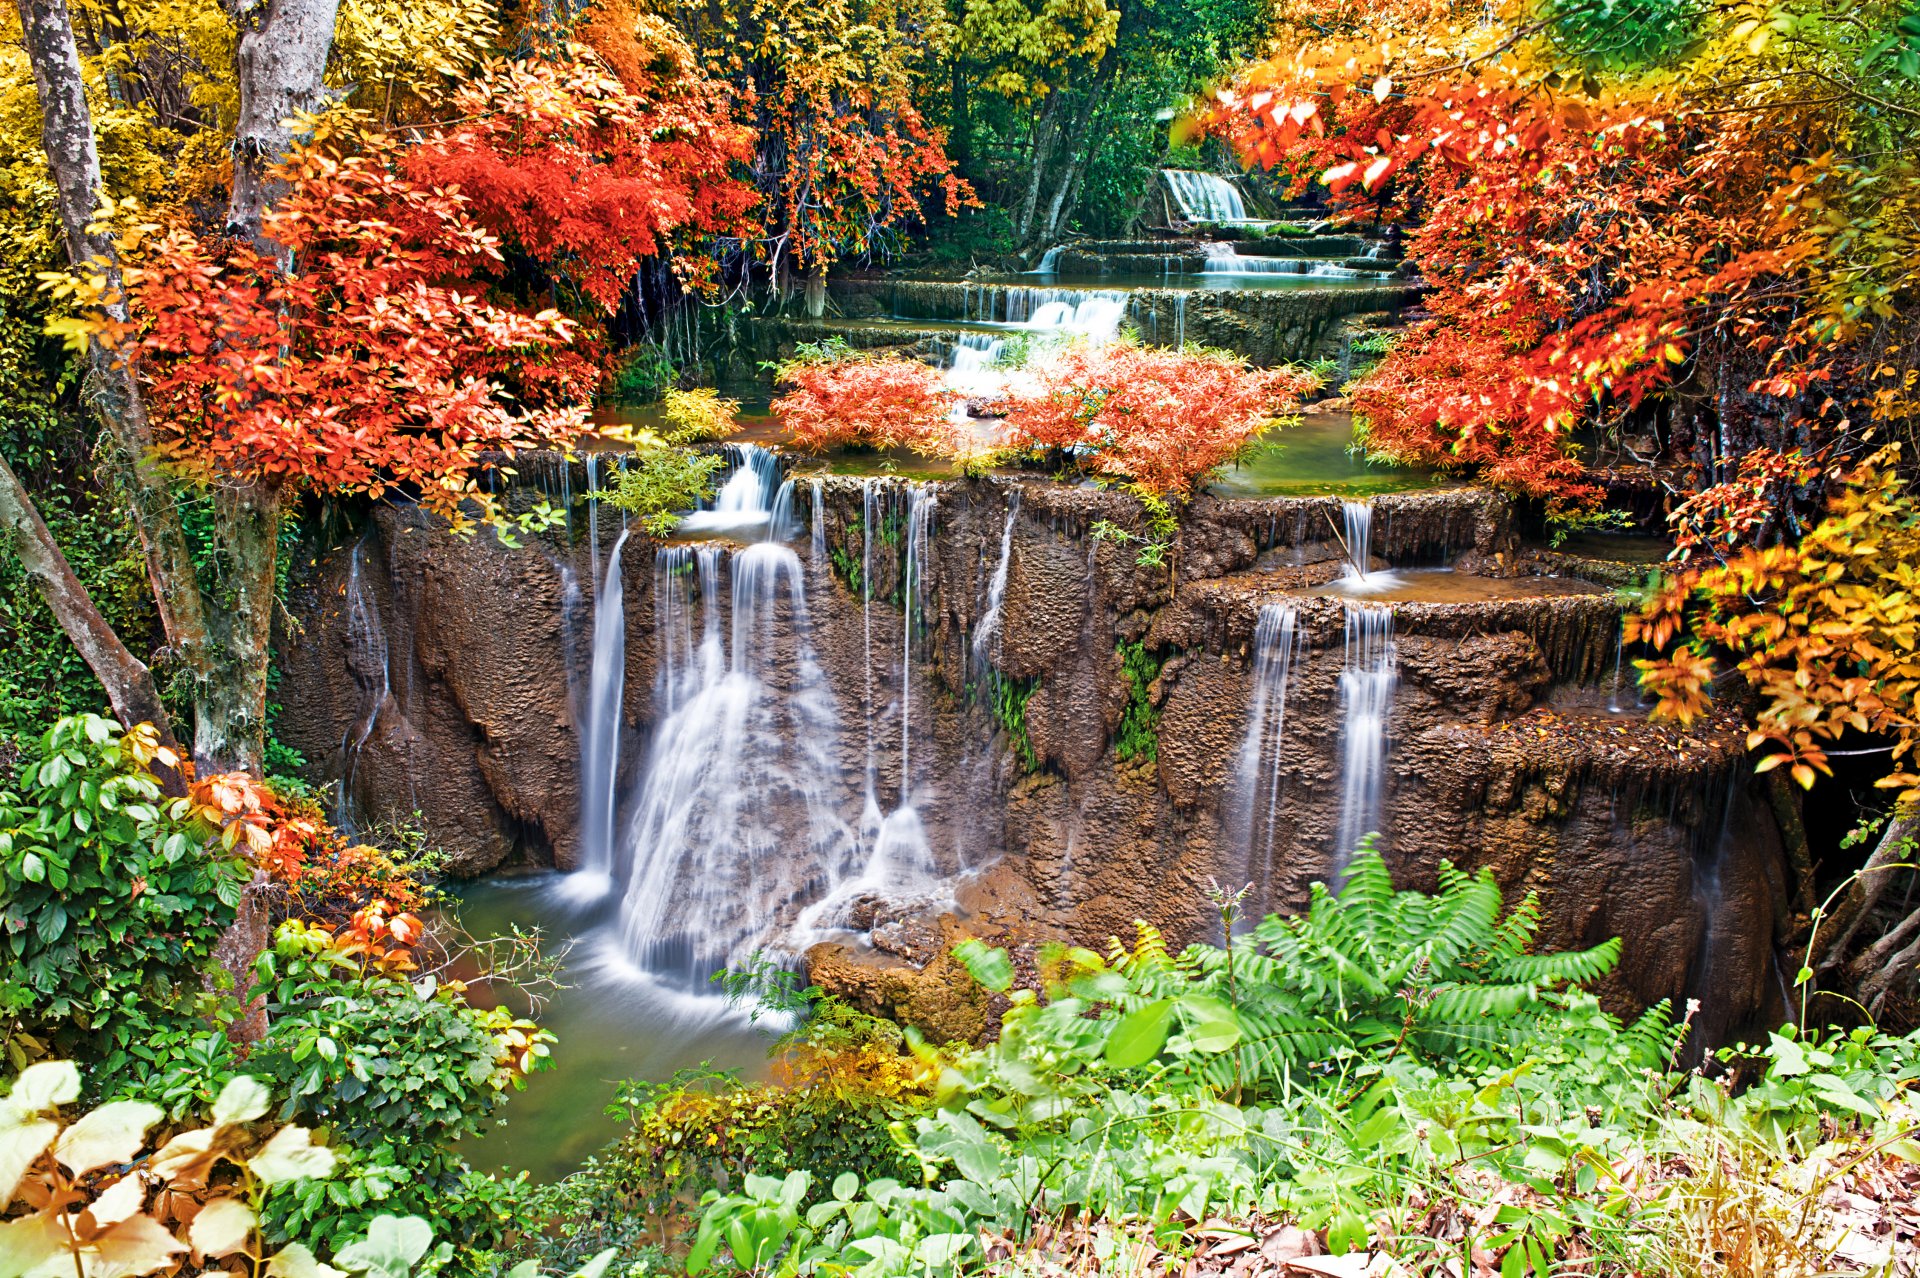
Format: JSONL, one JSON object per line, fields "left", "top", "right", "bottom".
{"left": 772, "top": 353, "right": 957, "bottom": 453}
{"left": 0, "top": 716, "right": 248, "bottom": 1068}
{"left": 594, "top": 445, "right": 727, "bottom": 534}
{"left": 659, "top": 386, "right": 742, "bottom": 444}
{"left": 995, "top": 341, "right": 1321, "bottom": 498}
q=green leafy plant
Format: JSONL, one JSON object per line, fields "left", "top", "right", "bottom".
{"left": 1113, "top": 642, "right": 1164, "bottom": 763}
{"left": 606, "top": 343, "right": 678, "bottom": 405}
{"left": 593, "top": 446, "right": 727, "bottom": 535}
{"left": 990, "top": 676, "right": 1040, "bottom": 773}
{"left": 0, "top": 715, "right": 248, "bottom": 1068}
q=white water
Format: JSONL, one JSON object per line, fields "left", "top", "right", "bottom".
{"left": 946, "top": 332, "right": 1006, "bottom": 402}
{"left": 1341, "top": 499, "right": 1374, "bottom": 581}
{"left": 616, "top": 541, "right": 856, "bottom": 985}
{"left": 679, "top": 444, "right": 783, "bottom": 538}
{"left": 1233, "top": 603, "right": 1302, "bottom": 915}
{"left": 1333, "top": 603, "right": 1397, "bottom": 872}
{"left": 1164, "top": 169, "right": 1249, "bottom": 222}
{"left": 1203, "top": 245, "right": 1368, "bottom": 278}
{"left": 561, "top": 529, "right": 630, "bottom": 903}
{"left": 971, "top": 493, "right": 1021, "bottom": 677}
{"left": 1029, "top": 245, "right": 1065, "bottom": 274}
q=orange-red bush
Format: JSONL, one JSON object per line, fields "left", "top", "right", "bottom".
{"left": 773, "top": 355, "right": 958, "bottom": 453}
{"left": 996, "top": 344, "right": 1319, "bottom": 498}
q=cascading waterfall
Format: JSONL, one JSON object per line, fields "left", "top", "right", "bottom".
{"left": 1202, "top": 245, "right": 1368, "bottom": 278}
{"left": 1333, "top": 603, "right": 1397, "bottom": 871}
{"left": 1028, "top": 245, "right": 1065, "bottom": 274}
{"left": 946, "top": 333, "right": 1006, "bottom": 402}
{"left": 971, "top": 493, "right": 1021, "bottom": 678}
{"left": 563, "top": 529, "right": 630, "bottom": 902}
{"left": 335, "top": 535, "right": 391, "bottom": 832}
{"left": 858, "top": 488, "right": 941, "bottom": 894}
{"left": 966, "top": 286, "right": 1128, "bottom": 337}
{"left": 616, "top": 541, "right": 855, "bottom": 985}
{"left": 1341, "top": 500, "right": 1374, "bottom": 580}
{"left": 1233, "top": 603, "right": 1302, "bottom": 915}
{"left": 1163, "top": 169, "right": 1249, "bottom": 222}
{"left": 680, "top": 444, "right": 783, "bottom": 537}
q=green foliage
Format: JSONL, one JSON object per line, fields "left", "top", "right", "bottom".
{"left": 1548, "top": 0, "right": 1705, "bottom": 69}
{"left": 1113, "top": 641, "right": 1164, "bottom": 762}
{"left": 989, "top": 676, "right": 1039, "bottom": 772}
{"left": 593, "top": 446, "right": 727, "bottom": 535}
{"left": 606, "top": 343, "right": 678, "bottom": 405}
{"left": 0, "top": 715, "right": 247, "bottom": 1068}
{"left": 1546, "top": 505, "right": 1637, "bottom": 547}
{"left": 244, "top": 919, "right": 552, "bottom": 1256}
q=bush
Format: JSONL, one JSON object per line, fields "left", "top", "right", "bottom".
{"left": 995, "top": 341, "right": 1321, "bottom": 498}
{"left": 0, "top": 715, "right": 248, "bottom": 1069}
{"left": 593, "top": 445, "right": 727, "bottom": 534}
{"left": 772, "top": 353, "right": 957, "bottom": 454}
{"left": 659, "top": 387, "right": 743, "bottom": 444}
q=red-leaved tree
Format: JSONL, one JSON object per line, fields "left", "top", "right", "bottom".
{"left": 123, "top": 130, "right": 595, "bottom": 521}
{"left": 773, "top": 354, "right": 958, "bottom": 453}
{"left": 402, "top": 41, "right": 760, "bottom": 311}
{"left": 996, "top": 344, "right": 1320, "bottom": 499}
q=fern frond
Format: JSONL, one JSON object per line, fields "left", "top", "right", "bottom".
{"left": 1488, "top": 937, "right": 1621, "bottom": 986}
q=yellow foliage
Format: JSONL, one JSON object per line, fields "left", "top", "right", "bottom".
{"left": 659, "top": 386, "right": 743, "bottom": 444}
{"left": 955, "top": 0, "right": 1118, "bottom": 104}
{"left": 330, "top": 0, "right": 501, "bottom": 114}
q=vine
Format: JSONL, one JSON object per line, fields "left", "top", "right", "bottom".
{"left": 1113, "top": 642, "right": 1165, "bottom": 764}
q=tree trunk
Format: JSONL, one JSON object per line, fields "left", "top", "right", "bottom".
{"left": 191, "top": 483, "right": 284, "bottom": 774}
{"left": 224, "top": 0, "right": 342, "bottom": 253}
{"left": 15, "top": 0, "right": 207, "bottom": 711}
{"left": 1016, "top": 95, "right": 1065, "bottom": 243}
{"left": 1037, "top": 61, "right": 1114, "bottom": 247}
{"left": 0, "top": 453, "right": 180, "bottom": 754}
{"left": 1817, "top": 815, "right": 1918, "bottom": 971}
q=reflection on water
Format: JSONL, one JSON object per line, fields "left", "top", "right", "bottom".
{"left": 590, "top": 407, "right": 1447, "bottom": 496}
{"left": 1549, "top": 531, "right": 1672, "bottom": 564}
{"left": 453, "top": 873, "right": 775, "bottom": 1182}
{"left": 1208, "top": 413, "right": 1449, "bottom": 499}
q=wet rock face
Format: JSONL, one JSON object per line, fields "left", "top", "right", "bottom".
{"left": 278, "top": 473, "right": 1790, "bottom": 1046}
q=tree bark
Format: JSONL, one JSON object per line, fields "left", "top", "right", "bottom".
{"left": 1817, "top": 815, "right": 1918, "bottom": 970}
{"left": 0, "top": 453, "right": 180, "bottom": 753}
{"left": 1015, "top": 95, "right": 1065, "bottom": 243}
{"left": 190, "top": 483, "right": 284, "bottom": 774}
{"left": 224, "top": 0, "right": 343, "bottom": 252}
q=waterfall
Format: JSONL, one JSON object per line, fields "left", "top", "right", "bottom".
{"left": 808, "top": 478, "right": 826, "bottom": 568}
{"left": 972, "top": 286, "right": 1128, "bottom": 337}
{"left": 680, "top": 444, "right": 783, "bottom": 537}
{"left": 860, "top": 489, "right": 940, "bottom": 893}
{"left": 971, "top": 492, "right": 1021, "bottom": 677}
{"left": 585, "top": 454, "right": 602, "bottom": 590}
{"left": 1333, "top": 603, "right": 1396, "bottom": 871}
{"left": 1163, "top": 169, "right": 1249, "bottom": 222}
{"left": 335, "top": 534, "right": 390, "bottom": 833}
{"left": 1202, "top": 246, "right": 1367, "bottom": 277}
{"left": 564, "top": 530, "right": 630, "bottom": 902}
{"left": 946, "top": 333, "right": 1006, "bottom": 403}
{"left": 1028, "top": 245, "right": 1064, "bottom": 274}
{"left": 1233, "top": 603, "right": 1301, "bottom": 915}
{"left": 615, "top": 542, "right": 854, "bottom": 985}
{"left": 1341, "top": 500, "right": 1374, "bottom": 581}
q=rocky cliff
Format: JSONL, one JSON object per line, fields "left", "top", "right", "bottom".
{"left": 277, "top": 467, "right": 1790, "bottom": 1048}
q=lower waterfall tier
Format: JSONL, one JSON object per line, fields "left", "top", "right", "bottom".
{"left": 276, "top": 475, "right": 1790, "bottom": 1050}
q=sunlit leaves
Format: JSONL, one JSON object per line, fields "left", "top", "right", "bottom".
{"left": 774, "top": 354, "right": 959, "bottom": 454}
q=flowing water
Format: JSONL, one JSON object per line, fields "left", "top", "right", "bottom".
{"left": 971, "top": 492, "right": 1021, "bottom": 679}
{"left": 1234, "top": 603, "right": 1303, "bottom": 915}
{"left": 1342, "top": 500, "right": 1374, "bottom": 581}
{"left": 335, "top": 535, "right": 391, "bottom": 834}
{"left": 563, "top": 530, "right": 629, "bottom": 903}
{"left": 1163, "top": 169, "right": 1250, "bottom": 222}
{"left": 1334, "top": 603, "right": 1397, "bottom": 871}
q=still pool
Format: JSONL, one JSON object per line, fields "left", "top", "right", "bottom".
{"left": 1206, "top": 413, "right": 1449, "bottom": 498}
{"left": 452, "top": 873, "right": 777, "bottom": 1182}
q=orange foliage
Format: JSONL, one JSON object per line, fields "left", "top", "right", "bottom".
{"left": 996, "top": 343, "right": 1319, "bottom": 498}
{"left": 773, "top": 355, "right": 958, "bottom": 453}
{"left": 1630, "top": 447, "right": 1920, "bottom": 802}
{"left": 403, "top": 43, "right": 759, "bottom": 309}
{"left": 119, "top": 128, "right": 594, "bottom": 521}
{"left": 188, "top": 770, "right": 432, "bottom": 926}
{"left": 1203, "top": 33, "right": 1804, "bottom": 513}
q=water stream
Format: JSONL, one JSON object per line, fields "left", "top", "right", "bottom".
{"left": 1234, "top": 603, "right": 1302, "bottom": 915}
{"left": 1334, "top": 602, "right": 1397, "bottom": 871}
{"left": 1163, "top": 169, "right": 1249, "bottom": 222}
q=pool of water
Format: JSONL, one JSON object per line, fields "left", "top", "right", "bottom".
{"left": 1549, "top": 531, "right": 1672, "bottom": 565}
{"left": 1014, "top": 272, "right": 1395, "bottom": 292}
{"left": 1206, "top": 414, "right": 1449, "bottom": 498}
{"left": 452, "top": 874, "right": 777, "bottom": 1182}
{"left": 1309, "top": 567, "right": 1610, "bottom": 604}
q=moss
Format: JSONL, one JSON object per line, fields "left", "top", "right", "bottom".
{"left": 1114, "top": 641, "right": 1165, "bottom": 763}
